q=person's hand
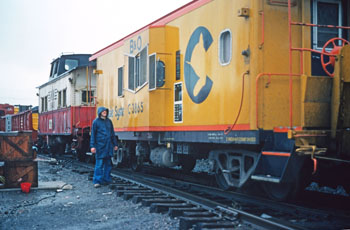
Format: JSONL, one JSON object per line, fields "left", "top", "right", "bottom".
{"left": 114, "top": 146, "right": 118, "bottom": 151}
{"left": 91, "top": 148, "right": 96, "bottom": 154}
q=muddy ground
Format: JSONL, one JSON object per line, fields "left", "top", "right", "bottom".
{"left": 0, "top": 158, "right": 178, "bottom": 230}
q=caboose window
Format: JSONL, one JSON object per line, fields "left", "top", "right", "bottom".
{"left": 219, "top": 29, "right": 232, "bottom": 65}
{"left": 128, "top": 56, "right": 135, "bottom": 91}
{"left": 58, "top": 91, "right": 62, "bottom": 108}
{"left": 312, "top": 0, "right": 342, "bottom": 50}
{"left": 64, "top": 59, "right": 79, "bottom": 71}
{"left": 44, "top": 96, "right": 48, "bottom": 112}
{"left": 50, "top": 61, "right": 58, "bottom": 78}
{"left": 156, "top": 60, "right": 165, "bottom": 87}
{"left": 63, "top": 89, "right": 67, "bottom": 107}
{"left": 82, "top": 90, "right": 94, "bottom": 104}
{"left": 50, "top": 62, "right": 55, "bottom": 78}
{"left": 149, "top": 54, "right": 165, "bottom": 90}
{"left": 149, "top": 54, "right": 156, "bottom": 90}
{"left": 135, "top": 56, "right": 140, "bottom": 88}
{"left": 41, "top": 97, "right": 45, "bottom": 112}
{"left": 139, "top": 47, "right": 147, "bottom": 87}
{"left": 118, "top": 66, "right": 123, "bottom": 97}
{"left": 128, "top": 46, "right": 148, "bottom": 92}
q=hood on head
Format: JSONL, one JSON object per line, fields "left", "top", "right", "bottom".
{"left": 97, "top": 107, "right": 109, "bottom": 118}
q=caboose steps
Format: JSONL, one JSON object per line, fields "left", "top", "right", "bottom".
{"left": 251, "top": 131, "right": 294, "bottom": 183}
{"left": 251, "top": 151, "right": 291, "bottom": 183}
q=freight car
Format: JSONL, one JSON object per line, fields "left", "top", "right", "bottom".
{"left": 90, "top": 0, "right": 350, "bottom": 200}
{"left": 0, "top": 106, "right": 39, "bottom": 142}
{"left": 37, "top": 54, "right": 96, "bottom": 160}
{"left": 0, "top": 104, "right": 14, "bottom": 116}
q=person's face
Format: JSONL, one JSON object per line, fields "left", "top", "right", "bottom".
{"left": 101, "top": 110, "right": 107, "bottom": 118}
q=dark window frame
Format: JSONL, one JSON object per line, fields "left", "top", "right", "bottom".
{"left": 81, "top": 89, "right": 94, "bottom": 104}
{"left": 219, "top": 29, "right": 232, "bottom": 66}
{"left": 128, "top": 46, "right": 148, "bottom": 93}
{"left": 118, "top": 66, "right": 124, "bottom": 97}
{"left": 149, "top": 54, "right": 156, "bottom": 91}
{"left": 312, "top": 0, "right": 343, "bottom": 50}
{"left": 63, "top": 89, "right": 67, "bottom": 107}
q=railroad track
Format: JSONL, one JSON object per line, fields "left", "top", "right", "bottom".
{"left": 50, "top": 156, "right": 350, "bottom": 230}
{"left": 110, "top": 169, "right": 301, "bottom": 230}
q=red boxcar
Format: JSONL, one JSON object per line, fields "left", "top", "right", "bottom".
{"left": 39, "top": 106, "right": 96, "bottom": 135}
{"left": 11, "top": 110, "right": 38, "bottom": 142}
{"left": 0, "top": 108, "right": 38, "bottom": 142}
{"left": 0, "top": 104, "right": 14, "bottom": 116}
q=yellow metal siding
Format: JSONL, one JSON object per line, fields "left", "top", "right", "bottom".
{"left": 256, "top": 1, "right": 312, "bottom": 130}
{"left": 166, "top": 0, "right": 251, "bottom": 127}
{"left": 32, "top": 113, "right": 38, "bottom": 131}
{"left": 94, "top": 0, "right": 322, "bottom": 132}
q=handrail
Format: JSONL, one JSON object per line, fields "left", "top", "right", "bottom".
{"left": 291, "top": 48, "right": 338, "bottom": 56}
{"left": 259, "top": 10, "right": 264, "bottom": 48}
{"left": 285, "top": 0, "right": 348, "bottom": 129}
{"left": 291, "top": 22, "right": 350, "bottom": 30}
{"left": 288, "top": 0, "right": 293, "bottom": 129}
{"left": 256, "top": 0, "right": 350, "bottom": 130}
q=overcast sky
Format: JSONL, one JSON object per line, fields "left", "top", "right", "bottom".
{"left": 0, "top": 0, "right": 192, "bottom": 106}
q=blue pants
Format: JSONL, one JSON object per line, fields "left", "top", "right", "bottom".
{"left": 93, "top": 157, "right": 112, "bottom": 184}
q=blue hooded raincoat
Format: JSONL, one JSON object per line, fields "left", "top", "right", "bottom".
{"left": 90, "top": 107, "right": 117, "bottom": 159}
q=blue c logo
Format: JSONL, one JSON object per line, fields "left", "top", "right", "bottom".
{"left": 184, "top": 26, "right": 213, "bottom": 104}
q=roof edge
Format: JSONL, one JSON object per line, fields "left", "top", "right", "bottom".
{"left": 89, "top": 0, "right": 212, "bottom": 61}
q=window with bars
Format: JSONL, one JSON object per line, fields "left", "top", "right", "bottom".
{"left": 313, "top": 0, "right": 342, "bottom": 49}
{"left": 128, "top": 46, "right": 148, "bottom": 91}
{"left": 82, "top": 90, "right": 94, "bottom": 104}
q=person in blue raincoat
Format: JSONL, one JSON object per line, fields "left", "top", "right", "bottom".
{"left": 90, "top": 107, "right": 118, "bottom": 188}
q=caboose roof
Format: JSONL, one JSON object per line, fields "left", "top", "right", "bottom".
{"left": 38, "top": 54, "right": 96, "bottom": 89}
{"left": 89, "top": 0, "right": 211, "bottom": 61}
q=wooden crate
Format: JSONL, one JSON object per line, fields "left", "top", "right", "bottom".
{"left": 4, "top": 161, "right": 38, "bottom": 188}
{"left": 0, "top": 131, "right": 35, "bottom": 161}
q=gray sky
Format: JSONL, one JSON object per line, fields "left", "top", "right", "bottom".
{"left": 0, "top": 0, "right": 192, "bottom": 106}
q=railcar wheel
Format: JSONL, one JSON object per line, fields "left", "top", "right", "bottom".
{"left": 261, "top": 181, "right": 298, "bottom": 201}
{"left": 344, "top": 185, "right": 350, "bottom": 194}
{"left": 210, "top": 150, "right": 258, "bottom": 191}
{"left": 261, "top": 157, "right": 312, "bottom": 201}
{"left": 131, "top": 155, "right": 143, "bottom": 172}
{"left": 111, "top": 148, "right": 124, "bottom": 168}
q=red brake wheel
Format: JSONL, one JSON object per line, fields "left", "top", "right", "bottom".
{"left": 321, "top": 37, "right": 349, "bottom": 77}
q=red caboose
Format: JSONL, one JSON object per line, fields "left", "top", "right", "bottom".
{"left": 37, "top": 54, "right": 96, "bottom": 160}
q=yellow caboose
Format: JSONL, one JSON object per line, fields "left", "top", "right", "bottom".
{"left": 90, "top": 0, "right": 350, "bottom": 200}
